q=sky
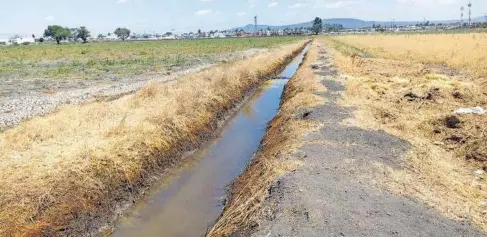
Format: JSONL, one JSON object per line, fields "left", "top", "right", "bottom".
{"left": 0, "top": 0, "right": 486, "bottom": 37}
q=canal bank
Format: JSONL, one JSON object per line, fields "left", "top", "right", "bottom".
{"left": 110, "top": 44, "right": 310, "bottom": 237}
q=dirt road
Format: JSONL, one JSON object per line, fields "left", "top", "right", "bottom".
{"left": 239, "top": 45, "right": 486, "bottom": 236}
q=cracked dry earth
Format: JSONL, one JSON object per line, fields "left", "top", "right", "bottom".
{"left": 247, "top": 46, "right": 486, "bottom": 237}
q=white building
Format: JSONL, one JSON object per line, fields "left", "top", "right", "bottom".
{"left": 105, "top": 35, "right": 119, "bottom": 41}
{"left": 0, "top": 36, "right": 35, "bottom": 45}
{"left": 0, "top": 39, "right": 10, "bottom": 46}
{"left": 12, "top": 37, "right": 35, "bottom": 44}
{"left": 210, "top": 32, "right": 226, "bottom": 38}
{"left": 162, "top": 35, "right": 176, "bottom": 40}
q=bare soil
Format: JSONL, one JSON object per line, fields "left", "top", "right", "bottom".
{"left": 0, "top": 49, "right": 266, "bottom": 130}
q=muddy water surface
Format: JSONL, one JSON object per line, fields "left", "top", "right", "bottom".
{"left": 111, "top": 45, "right": 309, "bottom": 237}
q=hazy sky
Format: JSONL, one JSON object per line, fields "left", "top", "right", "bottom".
{"left": 0, "top": 0, "right": 485, "bottom": 36}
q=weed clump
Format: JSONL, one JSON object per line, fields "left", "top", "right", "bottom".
{"left": 444, "top": 115, "right": 461, "bottom": 129}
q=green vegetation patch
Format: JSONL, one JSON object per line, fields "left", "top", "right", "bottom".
{"left": 0, "top": 37, "right": 301, "bottom": 80}
{"left": 324, "top": 37, "right": 373, "bottom": 58}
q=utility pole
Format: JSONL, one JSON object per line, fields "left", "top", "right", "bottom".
{"left": 468, "top": 1, "right": 472, "bottom": 26}
{"left": 254, "top": 15, "right": 258, "bottom": 36}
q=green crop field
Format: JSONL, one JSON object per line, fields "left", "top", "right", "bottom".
{"left": 0, "top": 37, "right": 302, "bottom": 80}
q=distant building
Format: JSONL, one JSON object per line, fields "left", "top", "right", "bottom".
{"left": 162, "top": 34, "right": 176, "bottom": 40}
{"left": 0, "top": 36, "right": 35, "bottom": 45}
{"left": 210, "top": 32, "right": 226, "bottom": 38}
{"left": 104, "top": 35, "right": 119, "bottom": 41}
{"left": 12, "top": 37, "right": 35, "bottom": 44}
{"left": 0, "top": 39, "right": 10, "bottom": 45}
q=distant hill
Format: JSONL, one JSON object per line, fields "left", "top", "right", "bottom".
{"left": 230, "top": 17, "right": 486, "bottom": 31}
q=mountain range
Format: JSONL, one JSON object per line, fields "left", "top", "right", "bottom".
{"left": 230, "top": 17, "right": 486, "bottom": 31}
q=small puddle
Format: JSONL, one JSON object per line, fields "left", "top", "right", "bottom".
{"left": 111, "top": 44, "right": 309, "bottom": 237}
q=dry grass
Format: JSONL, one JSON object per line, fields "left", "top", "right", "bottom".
{"left": 331, "top": 33, "right": 487, "bottom": 77}
{"left": 207, "top": 42, "right": 326, "bottom": 236}
{"left": 325, "top": 36, "right": 487, "bottom": 232}
{"left": 0, "top": 41, "right": 308, "bottom": 237}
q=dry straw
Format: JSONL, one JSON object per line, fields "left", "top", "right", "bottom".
{"left": 208, "top": 41, "right": 326, "bottom": 236}
{"left": 326, "top": 35, "right": 487, "bottom": 232}
{"left": 0, "top": 41, "right": 308, "bottom": 237}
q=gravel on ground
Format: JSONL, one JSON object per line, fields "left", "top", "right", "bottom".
{"left": 0, "top": 49, "right": 266, "bottom": 130}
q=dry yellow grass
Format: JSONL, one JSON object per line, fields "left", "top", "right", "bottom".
{"left": 332, "top": 33, "right": 487, "bottom": 77}
{"left": 325, "top": 36, "right": 487, "bottom": 232}
{"left": 0, "top": 41, "right": 308, "bottom": 237}
{"left": 208, "top": 42, "right": 326, "bottom": 236}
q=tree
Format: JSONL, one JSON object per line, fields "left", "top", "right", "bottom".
{"left": 76, "top": 26, "right": 90, "bottom": 43}
{"left": 311, "top": 17, "right": 323, "bottom": 35}
{"left": 114, "top": 28, "right": 131, "bottom": 40}
{"left": 44, "top": 25, "right": 71, "bottom": 44}
{"left": 70, "top": 28, "right": 79, "bottom": 41}
{"left": 97, "top": 34, "right": 104, "bottom": 39}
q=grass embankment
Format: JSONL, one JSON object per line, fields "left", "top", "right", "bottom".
{"left": 0, "top": 41, "right": 308, "bottom": 237}
{"left": 0, "top": 37, "right": 302, "bottom": 80}
{"left": 325, "top": 35, "right": 487, "bottom": 232}
{"left": 330, "top": 33, "right": 487, "bottom": 77}
{"left": 208, "top": 42, "right": 325, "bottom": 236}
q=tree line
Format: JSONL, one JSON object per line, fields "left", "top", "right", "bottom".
{"left": 42, "top": 25, "right": 131, "bottom": 44}
{"left": 311, "top": 17, "right": 344, "bottom": 35}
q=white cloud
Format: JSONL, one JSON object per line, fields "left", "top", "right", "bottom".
{"left": 117, "top": 0, "right": 130, "bottom": 3}
{"left": 323, "top": 0, "right": 360, "bottom": 8}
{"left": 45, "top": 16, "right": 55, "bottom": 21}
{"left": 195, "top": 9, "right": 213, "bottom": 15}
{"left": 250, "top": 4, "right": 256, "bottom": 8}
{"left": 288, "top": 3, "right": 307, "bottom": 8}
{"left": 237, "top": 12, "right": 247, "bottom": 16}
{"left": 200, "top": 0, "right": 214, "bottom": 2}
{"left": 268, "top": 1, "right": 278, "bottom": 7}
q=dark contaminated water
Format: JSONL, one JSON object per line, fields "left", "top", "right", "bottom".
{"left": 111, "top": 45, "right": 309, "bottom": 237}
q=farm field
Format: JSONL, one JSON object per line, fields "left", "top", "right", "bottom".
{"left": 325, "top": 33, "right": 487, "bottom": 232}
{"left": 0, "top": 37, "right": 301, "bottom": 80}
{"left": 0, "top": 37, "right": 303, "bottom": 129}
{"left": 329, "top": 33, "right": 487, "bottom": 77}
